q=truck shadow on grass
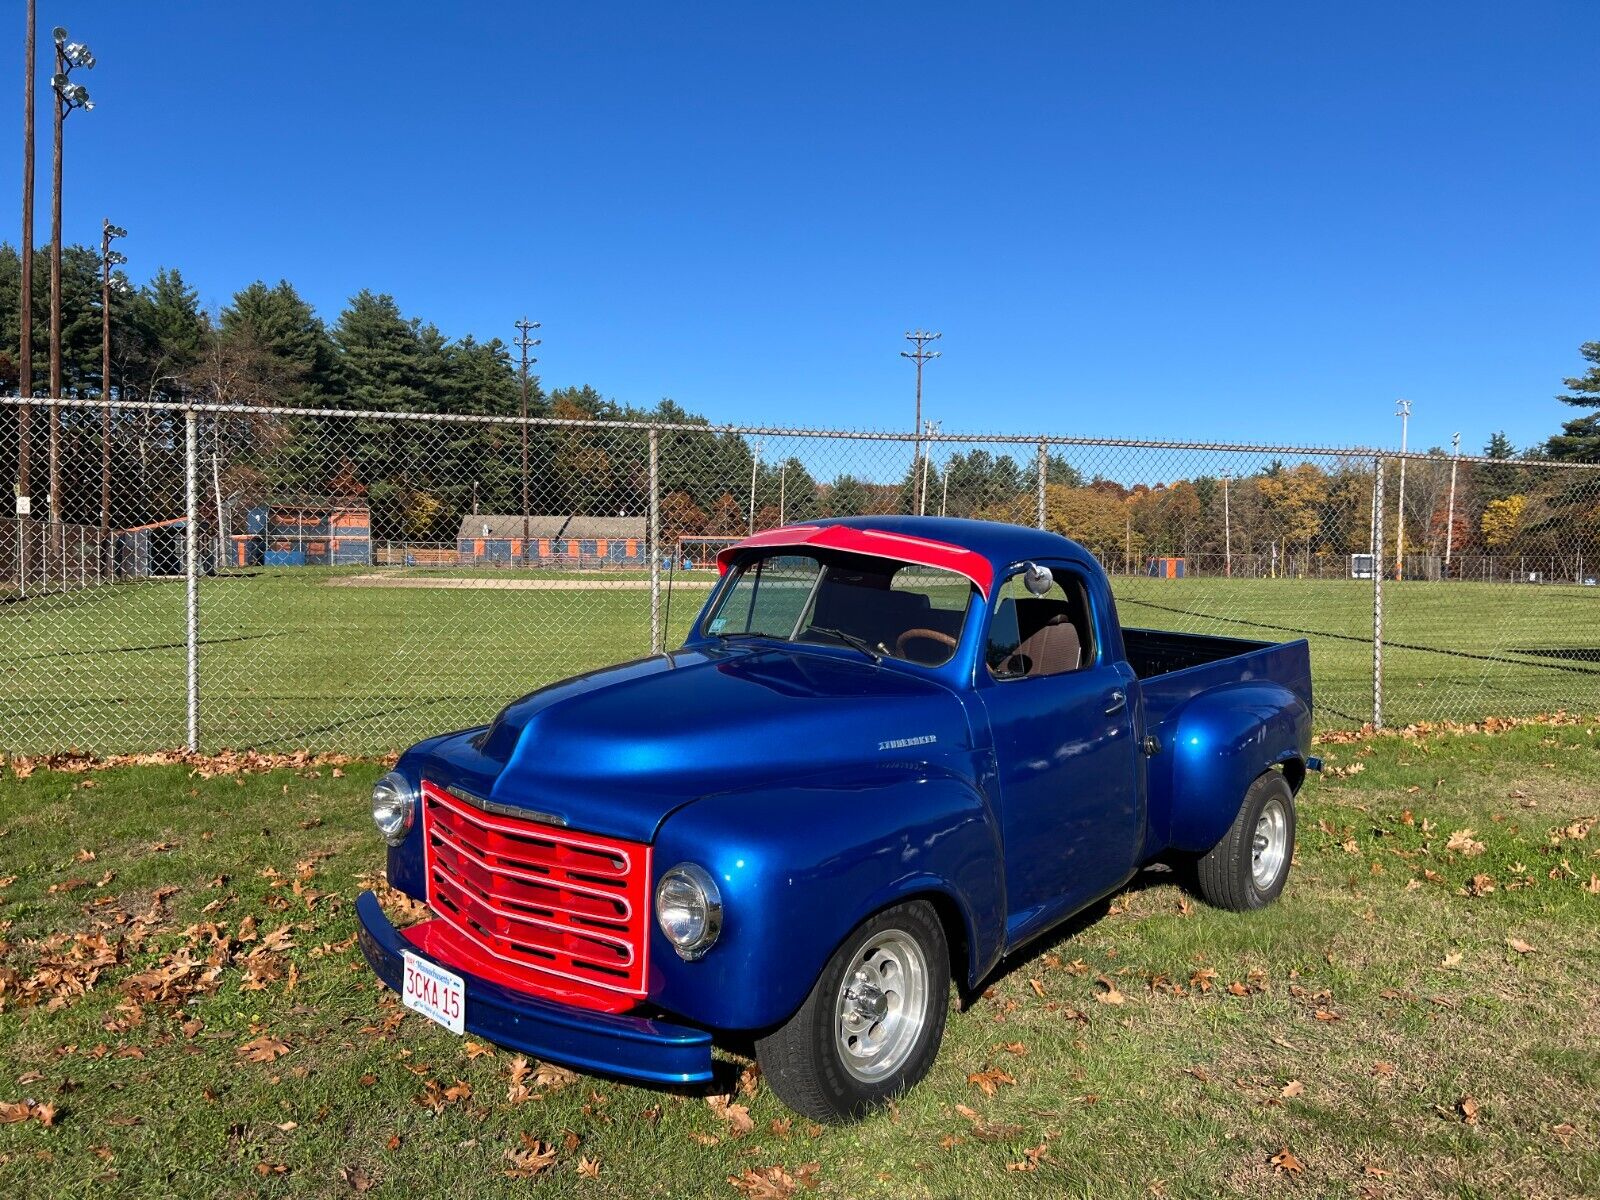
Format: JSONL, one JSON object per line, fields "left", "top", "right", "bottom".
{"left": 962, "top": 861, "right": 1190, "bottom": 1003}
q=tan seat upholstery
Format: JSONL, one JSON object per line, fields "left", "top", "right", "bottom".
{"left": 1008, "top": 612, "right": 1081, "bottom": 676}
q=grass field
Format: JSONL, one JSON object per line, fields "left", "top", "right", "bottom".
{"left": 1, "top": 721, "right": 1597, "bottom": 1197}
{"left": 3, "top": 567, "right": 1599, "bottom": 754}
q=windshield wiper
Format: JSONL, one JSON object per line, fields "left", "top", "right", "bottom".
{"left": 807, "top": 626, "right": 884, "bottom": 663}
{"left": 709, "top": 630, "right": 773, "bottom": 642}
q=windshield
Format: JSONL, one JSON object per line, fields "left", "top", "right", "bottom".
{"left": 703, "top": 552, "right": 975, "bottom": 666}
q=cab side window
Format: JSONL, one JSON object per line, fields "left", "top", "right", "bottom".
{"left": 986, "top": 566, "right": 1094, "bottom": 679}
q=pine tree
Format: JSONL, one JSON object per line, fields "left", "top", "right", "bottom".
{"left": 1546, "top": 342, "right": 1600, "bottom": 462}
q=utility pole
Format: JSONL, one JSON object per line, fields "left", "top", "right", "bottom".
{"left": 778, "top": 461, "right": 787, "bottom": 526}
{"left": 513, "top": 317, "right": 540, "bottom": 564}
{"left": 900, "top": 331, "right": 940, "bottom": 510}
{"left": 47, "top": 25, "right": 93, "bottom": 546}
{"left": 18, "top": 0, "right": 36, "bottom": 580}
{"left": 1221, "top": 470, "right": 1232, "bottom": 578}
{"left": 1393, "top": 399, "right": 1411, "bottom": 581}
{"left": 100, "top": 219, "right": 126, "bottom": 572}
{"left": 940, "top": 463, "right": 949, "bottom": 517}
{"left": 748, "top": 440, "right": 764, "bottom": 533}
{"left": 1444, "top": 431, "right": 1460, "bottom": 578}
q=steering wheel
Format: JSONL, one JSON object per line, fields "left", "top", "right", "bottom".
{"left": 895, "top": 627, "right": 958, "bottom": 660}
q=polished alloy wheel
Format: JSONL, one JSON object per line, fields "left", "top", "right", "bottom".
{"left": 833, "top": 929, "right": 929, "bottom": 1082}
{"left": 1252, "top": 796, "right": 1289, "bottom": 889}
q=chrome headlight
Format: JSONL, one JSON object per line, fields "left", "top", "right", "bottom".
{"left": 655, "top": 863, "right": 722, "bottom": 960}
{"left": 371, "top": 771, "right": 416, "bottom": 845}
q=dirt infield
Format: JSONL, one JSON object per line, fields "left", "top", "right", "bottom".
{"left": 328, "top": 573, "right": 716, "bottom": 591}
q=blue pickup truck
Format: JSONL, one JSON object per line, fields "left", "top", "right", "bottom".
{"left": 357, "top": 516, "right": 1316, "bottom": 1121}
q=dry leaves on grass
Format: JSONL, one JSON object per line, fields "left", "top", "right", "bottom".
{"left": 239, "top": 1035, "right": 291, "bottom": 1063}
{"left": 1094, "top": 975, "right": 1126, "bottom": 1005}
{"left": 1437, "top": 1096, "right": 1481, "bottom": 1125}
{"left": 503, "top": 1135, "right": 558, "bottom": 1179}
{"left": 728, "top": 1162, "right": 820, "bottom": 1198}
{"left": 953, "top": 1104, "right": 1023, "bottom": 1141}
{"left": 966, "top": 1066, "right": 1016, "bottom": 1097}
{"left": 707, "top": 1093, "right": 756, "bottom": 1136}
{"left": 6, "top": 747, "right": 378, "bottom": 780}
{"left": 1006, "top": 1143, "right": 1050, "bottom": 1172}
{"left": 1446, "top": 829, "right": 1486, "bottom": 856}
{"left": 505, "top": 1055, "right": 579, "bottom": 1103}
{"left": 1270, "top": 1146, "right": 1304, "bottom": 1176}
{"left": 0, "top": 1098, "right": 58, "bottom": 1127}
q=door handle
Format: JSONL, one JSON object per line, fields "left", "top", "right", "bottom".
{"left": 1104, "top": 689, "right": 1126, "bottom": 715}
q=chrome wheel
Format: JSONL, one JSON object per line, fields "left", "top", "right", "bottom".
{"left": 833, "top": 929, "right": 929, "bottom": 1083}
{"left": 1252, "top": 797, "right": 1289, "bottom": 889}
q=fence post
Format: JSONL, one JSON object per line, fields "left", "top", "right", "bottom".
{"left": 649, "top": 428, "right": 661, "bottom": 655}
{"left": 185, "top": 407, "right": 200, "bottom": 752}
{"left": 1035, "top": 440, "right": 1047, "bottom": 530}
{"left": 1371, "top": 455, "right": 1385, "bottom": 729}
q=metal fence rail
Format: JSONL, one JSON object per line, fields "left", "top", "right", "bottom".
{"left": 4, "top": 395, "right": 1598, "bottom": 755}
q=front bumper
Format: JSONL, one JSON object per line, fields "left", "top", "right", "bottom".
{"left": 355, "top": 891, "right": 714, "bottom": 1085}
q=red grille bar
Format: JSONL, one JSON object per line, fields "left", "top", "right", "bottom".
{"left": 419, "top": 781, "right": 651, "bottom": 1005}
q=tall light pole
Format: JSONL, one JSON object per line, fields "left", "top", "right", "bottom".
{"left": 513, "top": 318, "right": 540, "bottom": 562}
{"left": 900, "top": 331, "right": 940, "bottom": 511}
{"left": 1221, "top": 470, "right": 1232, "bottom": 578}
{"left": 47, "top": 25, "right": 93, "bottom": 540}
{"left": 918, "top": 420, "right": 940, "bottom": 515}
{"left": 99, "top": 219, "right": 125, "bottom": 571}
{"left": 940, "top": 459, "right": 950, "bottom": 517}
{"left": 748, "top": 440, "right": 763, "bottom": 533}
{"left": 777, "top": 460, "right": 787, "bottom": 526}
{"left": 1444, "top": 430, "right": 1460, "bottom": 577}
{"left": 1393, "top": 399, "right": 1411, "bottom": 581}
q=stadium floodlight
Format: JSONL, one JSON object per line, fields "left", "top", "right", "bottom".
{"left": 45, "top": 23, "right": 99, "bottom": 545}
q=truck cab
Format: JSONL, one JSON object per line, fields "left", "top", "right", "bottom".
{"left": 357, "top": 516, "right": 1315, "bottom": 1120}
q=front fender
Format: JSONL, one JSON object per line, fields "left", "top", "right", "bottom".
{"left": 646, "top": 767, "right": 1004, "bottom": 1032}
{"left": 1161, "top": 681, "right": 1312, "bottom": 853}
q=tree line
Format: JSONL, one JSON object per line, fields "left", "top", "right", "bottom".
{"left": 2, "top": 242, "right": 1596, "bottom": 560}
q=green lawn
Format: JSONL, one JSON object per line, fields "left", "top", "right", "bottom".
{"left": 2, "top": 568, "right": 1598, "bottom": 755}
{"left": 1, "top": 721, "right": 1597, "bottom": 1197}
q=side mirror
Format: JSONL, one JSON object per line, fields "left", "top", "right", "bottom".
{"left": 1022, "top": 562, "right": 1053, "bottom": 596}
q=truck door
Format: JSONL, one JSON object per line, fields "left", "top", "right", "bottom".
{"left": 976, "top": 562, "right": 1142, "bottom": 946}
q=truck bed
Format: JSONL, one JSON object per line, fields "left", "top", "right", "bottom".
{"left": 1124, "top": 626, "right": 1314, "bottom": 731}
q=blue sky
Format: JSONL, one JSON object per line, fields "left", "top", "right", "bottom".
{"left": 10, "top": 1, "right": 1597, "bottom": 453}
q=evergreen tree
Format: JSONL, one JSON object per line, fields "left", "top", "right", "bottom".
{"left": 222, "top": 280, "right": 340, "bottom": 405}
{"left": 1546, "top": 342, "right": 1600, "bottom": 462}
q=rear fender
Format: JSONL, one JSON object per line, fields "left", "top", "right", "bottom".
{"left": 1159, "top": 682, "right": 1311, "bottom": 854}
{"left": 646, "top": 768, "right": 1004, "bottom": 1032}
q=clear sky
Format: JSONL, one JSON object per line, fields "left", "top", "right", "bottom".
{"left": 9, "top": 1, "right": 1597, "bottom": 453}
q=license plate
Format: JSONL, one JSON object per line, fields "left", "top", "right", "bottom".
{"left": 401, "top": 950, "right": 465, "bottom": 1035}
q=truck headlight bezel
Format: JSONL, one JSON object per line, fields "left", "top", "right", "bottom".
{"left": 371, "top": 770, "right": 416, "bottom": 846}
{"left": 655, "top": 863, "right": 722, "bottom": 960}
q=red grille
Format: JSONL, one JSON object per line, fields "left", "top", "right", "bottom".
{"left": 419, "top": 780, "right": 650, "bottom": 1003}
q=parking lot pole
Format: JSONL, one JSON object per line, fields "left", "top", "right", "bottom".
{"left": 1035, "top": 440, "right": 1047, "bottom": 530}
{"left": 649, "top": 428, "right": 661, "bottom": 655}
{"left": 185, "top": 407, "right": 199, "bottom": 752}
{"left": 1371, "top": 455, "right": 1384, "bottom": 729}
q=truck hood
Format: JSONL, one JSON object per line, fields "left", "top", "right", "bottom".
{"left": 435, "top": 646, "right": 971, "bottom": 843}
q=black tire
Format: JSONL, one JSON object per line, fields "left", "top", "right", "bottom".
{"left": 1195, "top": 770, "right": 1296, "bottom": 911}
{"left": 755, "top": 900, "right": 950, "bottom": 1123}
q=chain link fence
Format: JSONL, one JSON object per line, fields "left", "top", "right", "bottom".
{"left": 4, "top": 395, "right": 1599, "bottom": 754}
